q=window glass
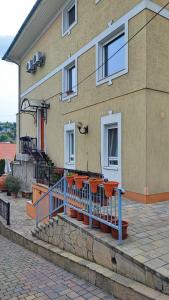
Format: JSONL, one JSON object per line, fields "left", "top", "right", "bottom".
{"left": 68, "top": 5, "right": 75, "bottom": 27}
{"left": 108, "top": 127, "right": 118, "bottom": 166}
{"left": 68, "top": 131, "right": 74, "bottom": 162}
{"left": 104, "top": 33, "right": 125, "bottom": 77}
{"left": 68, "top": 65, "right": 76, "bottom": 92}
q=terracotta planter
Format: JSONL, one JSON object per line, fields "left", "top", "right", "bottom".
{"left": 0, "top": 174, "right": 7, "bottom": 191}
{"left": 66, "top": 176, "right": 74, "bottom": 187}
{"left": 92, "top": 218, "right": 100, "bottom": 228}
{"left": 89, "top": 178, "right": 103, "bottom": 193}
{"left": 111, "top": 220, "right": 128, "bottom": 240}
{"left": 100, "top": 215, "right": 113, "bottom": 233}
{"left": 83, "top": 214, "right": 89, "bottom": 225}
{"left": 103, "top": 181, "right": 119, "bottom": 197}
{"left": 74, "top": 176, "right": 89, "bottom": 189}
{"left": 69, "top": 208, "right": 77, "bottom": 218}
{"left": 77, "top": 211, "right": 84, "bottom": 221}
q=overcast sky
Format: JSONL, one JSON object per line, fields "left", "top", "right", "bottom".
{"left": 0, "top": 0, "right": 36, "bottom": 122}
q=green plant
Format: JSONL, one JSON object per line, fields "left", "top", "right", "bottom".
{"left": 5, "top": 175, "right": 21, "bottom": 194}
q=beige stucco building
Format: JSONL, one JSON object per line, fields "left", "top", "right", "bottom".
{"left": 3, "top": 0, "right": 169, "bottom": 203}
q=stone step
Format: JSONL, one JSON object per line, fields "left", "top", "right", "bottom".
{"left": 0, "top": 218, "right": 168, "bottom": 300}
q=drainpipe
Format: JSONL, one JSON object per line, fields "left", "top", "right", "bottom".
{"left": 18, "top": 64, "right": 21, "bottom": 153}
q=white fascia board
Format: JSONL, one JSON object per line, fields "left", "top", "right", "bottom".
{"left": 21, "top": 0, "right": 169, "bottom": 98}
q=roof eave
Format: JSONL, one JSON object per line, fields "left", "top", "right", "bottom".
{"left": 2, "top": 0, "right": 42, "bottom": 62}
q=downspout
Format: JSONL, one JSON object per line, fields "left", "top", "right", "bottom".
{"left": 18, "top": 64, "right": 21, "bottom": 153}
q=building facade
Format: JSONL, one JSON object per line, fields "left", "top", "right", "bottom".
{"left": 3, "top": 0, "right": 169, "bottom": 203}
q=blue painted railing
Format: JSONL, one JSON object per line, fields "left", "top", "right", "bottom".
{"left": 34, "top": 176, "right": 123, "bottom": 244}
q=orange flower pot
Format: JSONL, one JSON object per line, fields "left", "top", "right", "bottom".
{"left": 77, "top": 211, "right": 84, "bottom": 221}
{"left": 74, "top": 176, "right": 89, "bottom": 189}
{"left": 66, "top": 176, "right": 74, "bottom": 187}
{"left": 92, "top": 218, "right": 100, "bottom": 228}
{"left": 103, "top": 181, "right": 119, "bottom": 197}
{"left": 100, "top": 215, "right": 114, "bottom": 233}
{"left": 83, "top": 214, "right": 89, "bottom": 225}
{"left": 0, "top": 175, "right": 7, "bottom": 191}
{"left": 69, "top": 208, "right": 77, "bottom": 218}
{"left": 111, "top": 220, "right": 128, "bottom": 240}
{"left": 89, "top": 178, "right": 103, "bottom": 193}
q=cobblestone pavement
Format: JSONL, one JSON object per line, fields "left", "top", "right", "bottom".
{"left": 0, "top": 235, "right": 116, "bottom": 300}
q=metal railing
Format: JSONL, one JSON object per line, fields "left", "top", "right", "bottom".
{"left": 35, "top": 165, "right": 64, "bottom": 186}
{"left": 34, "top": 176, "right": 123, "bottom": 244}
{"left": 0, "top": 198, "right": 10, "bottom": 225}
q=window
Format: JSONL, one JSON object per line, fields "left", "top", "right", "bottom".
{"left": 96, "top": 24, "right": 128, "bottom": 85}
{"left": 64, "top": 123, "right": 76, "bottom": 169}
{"left": 62, "top": 60, "right": 77, "bottom": 101}
{"left": 62, "top": 0, "right": 77, "bottom": 36}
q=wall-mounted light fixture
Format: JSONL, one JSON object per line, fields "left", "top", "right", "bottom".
{"left": 77, "top": 122, "right": 88, "bottom": 135}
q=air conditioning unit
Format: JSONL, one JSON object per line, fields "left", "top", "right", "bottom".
{"left": 26, "top": 60, "right": 36, "bottom": 73}
{"left": 33, "top": 51, "right": 45, "bottom": 67}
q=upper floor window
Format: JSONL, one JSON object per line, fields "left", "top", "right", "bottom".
{"left": 62, "top": 0, "right": 77, "bottom": 36}
{"left": 96, "top": 24, "right": 128, "bottom": 86}
{"left": 62, "top": 60, "right": 77, "bottom": 101}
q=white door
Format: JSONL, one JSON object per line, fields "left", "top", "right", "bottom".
{"left": 101, "top": 113, "right": 121, "bottom": 184}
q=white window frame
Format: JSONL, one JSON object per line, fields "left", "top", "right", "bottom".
{"left": 62, "top": 59, "right": 77, "bottom": 101}
{"left": 96, "top": 23, "right": 128, "bottom": 86}
{"left": 64, "top": 123, "right": 76, "bottom": 169}
{"left": 62, "top": 0, "right": 77, "bottom": 37}
{"left": 101, "top": 113, "right": 121, "bottom": 172}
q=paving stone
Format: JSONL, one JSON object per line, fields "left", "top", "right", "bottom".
{"left": 0, "top": 235, "right": 116, "bottom": 300}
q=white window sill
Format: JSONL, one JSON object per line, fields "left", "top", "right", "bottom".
{"left": 96, "top": 68, "right": 128, "bottom": 86}
{"left": 65, "top": 162, "right": 75, "bottom": 169}
{"left": 62, "top": 21, "right": 77, "bottom": 37}
{"left": 61, "top": 91, "right": 77, "bottom": 102}
{"left": 103, "top": 166, "right": 119, "bottom": 171}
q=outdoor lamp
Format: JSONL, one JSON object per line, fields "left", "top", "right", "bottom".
{"left": 77, "top": 122, "right": 88, "bottom": 135}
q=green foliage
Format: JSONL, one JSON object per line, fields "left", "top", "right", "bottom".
{"left": 0, "top": 122, "right": 16, "bottom": 143}
{"left": 5, "top": 175, "right": 21, "bottom": 194}
{"left": 0, "top": 159, "right": 5, "bottom": 175}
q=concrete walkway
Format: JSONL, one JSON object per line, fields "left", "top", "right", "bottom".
{"left": 1, "top": 192, "right": 169, "bottom": 287}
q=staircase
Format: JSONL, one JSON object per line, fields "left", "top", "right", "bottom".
{"left": 32, "top": 215, "right": 169, "bottom": 300}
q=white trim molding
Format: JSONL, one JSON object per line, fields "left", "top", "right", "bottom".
{"left": 64, "top": 122, "right": 76, "bottom": 169}
{"left": 101, "top": 112, "right": 122, "bottom": 183}
{"left": 20, "top": 0, "right": 169, "bottom": 98}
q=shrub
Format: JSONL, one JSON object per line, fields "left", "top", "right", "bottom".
{"left": 5, "top": 175, "right": 21, "bottom": 194}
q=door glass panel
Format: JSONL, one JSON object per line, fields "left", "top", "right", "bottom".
{"left": 108, "top": 127, "right": 118, "bottom": 166}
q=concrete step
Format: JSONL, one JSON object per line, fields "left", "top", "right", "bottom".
{"left": 0, "top": 218, "right": 168, "bottom": 300}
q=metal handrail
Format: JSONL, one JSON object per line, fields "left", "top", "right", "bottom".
{"left": 33, "top": 177, "right": 64, "bottom": 207}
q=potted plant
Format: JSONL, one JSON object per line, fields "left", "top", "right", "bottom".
{"left": 5, "top": 175, "right": 21, "bottom": 198}
{"left": 103, "top": 181, "right": 119, "bottom": 197}
{"left": 74, "top": 176, "right": 89, "bottom": 189}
